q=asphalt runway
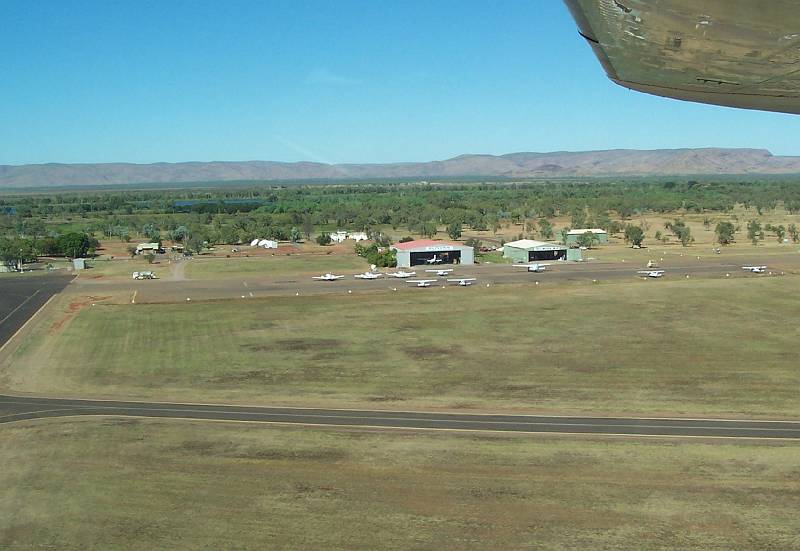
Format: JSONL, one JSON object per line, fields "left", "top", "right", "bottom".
{"left": 71, "top": 252, "right": 799, "bottom": 303}
{"left": 0, "top": 274, "right": 74, "bottom": 348}
{"left": 2, "top": 394, "right": 800, "bottom": 438}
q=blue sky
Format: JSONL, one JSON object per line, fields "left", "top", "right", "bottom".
{"left": 2, "top": 0, "right": 798, "bottom": 165}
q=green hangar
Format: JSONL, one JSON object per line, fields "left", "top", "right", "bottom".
{"left": 391, "top": 239, "right": 474, "bottom": 268}
{"left": 502, "top": 239, "right": 577, "bottom": 263}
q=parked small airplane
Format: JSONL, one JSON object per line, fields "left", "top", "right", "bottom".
{"left": 447, "top": 277, "right": 477, "bottom": 286}
{"left": 132, "top": 271, "right": 156, "bottom": 280}
{"left": 385, "top": 270, "right": 416, "bottom": 278}
{"left": 742, "top": 265, "right": 767, "bottom": 274}
{"left": 312, "top": 273, "right": 344, "bottom": 281}
{"left": 405, "top": 279, "right": 438, "bottom": 288}
{"left": 513, "top": 263, "right": 551, "bottom": 272}
{"left": 425, "top": 255, "right": 444, "bottom": 264}
{"left": 354, "top": 271, "right": 382, "bottom": 279}
{"left": 637, "top": 270, "right": 665, "bottom": 278}
{"left": 425, "top": 268, "right": 453, "bottom": 276}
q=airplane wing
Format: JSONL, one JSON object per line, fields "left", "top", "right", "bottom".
{"left": 447, "top": 278, "right": 476, "bottom": 282}
{"left": 564, "top": 0, "right": 800, "bottom": 114}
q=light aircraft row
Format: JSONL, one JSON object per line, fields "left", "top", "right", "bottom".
{"left": 406, "top": 278, "right": 476, "bottom": 287}
{"left": 314, "top": 264, "right": 771, "bottom": 283}
{"left": 314, "top": 270, "right": 417, "bottom": 281}
{"left": 637, "top": 266, "right": 769, "bottom": 279}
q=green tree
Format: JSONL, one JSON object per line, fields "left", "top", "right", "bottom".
{"left": 316, "top": 232, "right": 332, "bottom": 246}
{"left": 774, "top": 224, "right": 786, "bottom": 243}
{"left": 290, "top": 227, "right": 301, "bottom": 243}
{"left": 624, "top": 224, "right": 644, "bottom": 247}
{"left": 420, "top": 220, "right": 438, "bottom": 238}
{"left": 56, "top": 232, "right": 92, "bottom": 258}
{"left": 302, "top": 215, "right": 314, "bottom": 240}
{"left": 538, "top": 219, "right": 554, "bottom": 240}
{"left": 746, "top": 220, "right": 763, "bottom": 246}
{"left": 186, "top": 235, "right": 204, "bottom": 255}
{"left": 0, "top": 237, "right": 37, "bottom": 270}
{"left": 715, "top": 221, "right": 735, "bottom": 245}
{"left": 675, "top": 225, "right": 693, "bottom": 247}
{"left": 142, "top": 223, "right": 160, "bottom": 242}
{"left": 447, "top": 221, "right": 462, "bottom": 240}
{"left": 169, "top": 226, "right": 188, "bottom": 243}
{"left": 576, "top": 231, "right": 598, "bottom": 249}
{"left": 126, "top": 245, "right": 137, "bottom": 258}
{"left": 464, "top": 238, "right": 482, "bottom": 256}
{"left": 788, "top": 223, "right": 799, "bottom": 243}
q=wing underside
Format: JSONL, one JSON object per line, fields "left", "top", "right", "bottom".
{"left": 564, "top": 0, "right": 800, "bottom": 114}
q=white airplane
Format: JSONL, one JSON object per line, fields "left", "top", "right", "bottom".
{"left": 312, "top": 273, "right": 344, "bottom": 281}
{"left": 637, "top": 270, "right": 665, "bottom": 279}
{"left": 425, "top": 255, "right": 444, "bottom": 264}
{"left": 742, "top": 265, "right": 767, "bottom": 274}
{"left": 385, "top": 270, "right": 416, "bottom": 278}
{"left": 447, "top": 277, "right": 476, "bottom": 287}
{"left": 405, "top": 279, "right": 438, "bottom": 288}
{"left": 354, "top": 271, "right": 382, "bottom": 280}
{"left": 513, "top": 263, "right": 551, "bottom": 273}
{"left": 425, "top": 268, "right": 453, "bottom": 276}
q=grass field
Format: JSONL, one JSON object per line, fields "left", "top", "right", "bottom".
{"left": 2, "top": 418, "right": 799, "bottom": 550}
{"left": 5, "top": 276, "right": 800, "bottom": 417}
{"left": 184, "top": 253, "right": 367, "bottom": 280}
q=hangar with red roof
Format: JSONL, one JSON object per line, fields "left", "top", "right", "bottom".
{"left": 391, "top": 239, "right": 474, "bottom": 268}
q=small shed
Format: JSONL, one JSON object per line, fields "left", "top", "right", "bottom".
{"left": 72, "top": 258, "right": 87, "bottom": 270}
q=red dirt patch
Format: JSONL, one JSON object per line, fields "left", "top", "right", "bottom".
{"left": 49, "top": 296, "right": 111, "bottom": 335}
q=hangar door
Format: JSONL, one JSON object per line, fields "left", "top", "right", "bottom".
{"left": 410, "top": 250, "right": 461, "bottom": 266}
{"left": 528, "top": 249, "right": 566, "bottom": 262}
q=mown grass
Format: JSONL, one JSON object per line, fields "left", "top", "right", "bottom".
{"left": 2, "top": 418, "right": 799, "bottom": 550}
{"left": 184, "top": 253, "right": 367, "bottom": 280}
{"left": 5, "top": 276, "right": 800, "bottom": 417}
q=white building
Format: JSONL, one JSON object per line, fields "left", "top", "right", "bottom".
{"left": 348, "top": 231, "right": 368, "bottom": 242}
{"left": 256, "top": 239, "right": 278, "bottom": 249}
{"left": 330, "top": 230, "right": 348, "bottom": 243}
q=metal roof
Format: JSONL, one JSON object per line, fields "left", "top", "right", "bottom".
{"left": 392, "top": 239, "right": 466, "bottom": 251}
{"left": 567, "top": 228, "right": 606, "bottom": 235}
{"left": 503, "top": 239, "right": 564, "bottom": 250}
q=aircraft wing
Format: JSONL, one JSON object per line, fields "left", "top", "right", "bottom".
{"left": 564, "top": 0, "right": 800, "bottom": 114}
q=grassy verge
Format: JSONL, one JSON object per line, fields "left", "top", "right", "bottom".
{"left": 184, "top": 253, "right": 367, "bottom": 280}
{"left": 2, "top": 418, "right": 799, "bottom": 550}
{"left": 4, "top": 276, "right": 800, "bottom": 417}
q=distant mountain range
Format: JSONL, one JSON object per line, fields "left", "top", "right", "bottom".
{"left": 2, "top": 148, "right": 800, "bottom": 189}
